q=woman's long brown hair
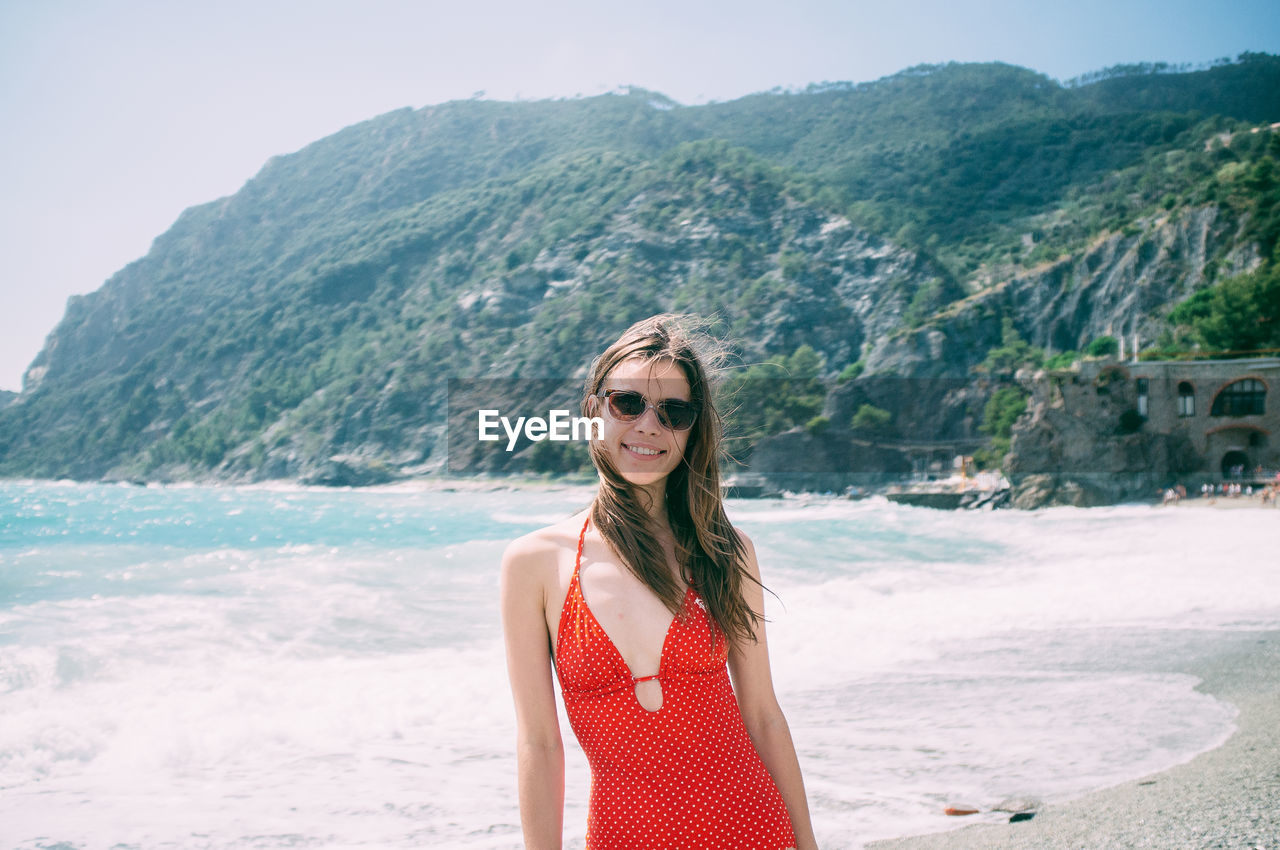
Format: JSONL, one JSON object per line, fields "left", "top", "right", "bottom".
{"left": 582, "top": 314, "right": 762, "bottom": 647}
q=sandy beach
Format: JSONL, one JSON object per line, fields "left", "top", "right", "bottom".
{"left": 1171, "top": 494, "right": 1279, "bottom": 510}
{"left": 867, "top": 631, "right": 1280, "bottom": 850}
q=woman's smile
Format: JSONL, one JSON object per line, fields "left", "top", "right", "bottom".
{"left": 622, "top": 442, "right": 666, "bottom": 459}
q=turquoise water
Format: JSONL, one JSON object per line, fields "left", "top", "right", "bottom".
{"left": 1, "top": 481, "right": 1274, "bottom": 848}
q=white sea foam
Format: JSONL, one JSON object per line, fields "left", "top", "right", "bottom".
{"left": 0, "top": 482, "right": 1275, "bottom": 848}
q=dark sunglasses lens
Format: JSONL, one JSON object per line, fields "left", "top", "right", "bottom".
{"left": 658, "top": 401, "right": 698, "bottom": 430}
{"left": 606, "top": 391, "right": 646, "bottom": 418}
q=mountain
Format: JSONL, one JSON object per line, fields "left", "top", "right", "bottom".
{"left": 1, "top": 54, "right": 1278, "bottom": 485}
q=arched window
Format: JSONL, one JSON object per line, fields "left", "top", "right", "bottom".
{"left": 1210, "top": 379, "right": 1266, "bottom": 417}
{"left": 1136, "top": 378, "right": 1148, "bottom": 417}
{"left": 1177, "top": 382, "right": 1195, "bottom": 417}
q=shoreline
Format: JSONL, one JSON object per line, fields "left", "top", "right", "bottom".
{"left": 1166, "top": 494, "right": 1278, "bottom": 509}
{"left": 866, "top": 631, "right": 1280, "bottom": 850}
{"left": 5, "top": 475, "right": 1278, "bottom": 510}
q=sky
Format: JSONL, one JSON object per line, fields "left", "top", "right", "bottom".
{"left": 2, "top": 0, "right": 1279, "bottom": 391}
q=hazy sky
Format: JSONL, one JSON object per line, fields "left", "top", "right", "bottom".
{"left": 2, "top": 0, "right": 1278, "bottom": 391}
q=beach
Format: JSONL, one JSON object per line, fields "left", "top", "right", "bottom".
{"left": 867, "top": 631, "right": 1280, "bottom": 850}
{"left": 3, "top": 482, "right": 1277, "bottom": 847}
{"left": 1171, "top": 494, "right": 1278, "bottom": 510}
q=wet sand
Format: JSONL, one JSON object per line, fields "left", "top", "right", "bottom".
{"left": 1169, "top": 494, "right": 1279, "bottom": 509}
{"left": 867, "top": 632, "right": 1280, "bottom": 850}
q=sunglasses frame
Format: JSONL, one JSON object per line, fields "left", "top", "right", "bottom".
{"left": 597, "top": 389, "right": 700, "bottom": 432}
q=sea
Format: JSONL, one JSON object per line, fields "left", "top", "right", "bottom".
{"left": 1, "top": 480, "right": 1276, "bottom": 849}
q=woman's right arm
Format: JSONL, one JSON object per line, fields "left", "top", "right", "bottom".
{"left": 500, "top": 536, "right": 564, "bottom": 849}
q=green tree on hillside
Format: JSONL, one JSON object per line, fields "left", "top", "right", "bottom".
{"left": 850, "top": 404, "right": 892, "bottom": 434}
{"left": 974, "top": 386, "right": 1029, "bottom": 470}
{"left": 974, "top": 317, "right": 1044, "bottom": 380}
{"left": 720, "top": 345, "right": 827, "bottom": 454}
{"left": 1168, "top": 263, "right": 1280, "bottom": 354}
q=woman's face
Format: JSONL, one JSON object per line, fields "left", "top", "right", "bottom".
{"left": 591, "top": 356, "right": 694, "bottom": 489}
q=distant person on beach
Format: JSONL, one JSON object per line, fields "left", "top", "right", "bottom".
{"left": 500, "top": 315, "right": 818, "bottom": 849}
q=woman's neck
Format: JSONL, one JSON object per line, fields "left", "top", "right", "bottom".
{"left": 597, "top": 479, "right": 670, "bottom": 530}
{"left": 634, "top": 481, "right": 668, "bottom": 525}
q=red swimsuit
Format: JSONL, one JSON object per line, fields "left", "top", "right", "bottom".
{"left": 554, "top": 516, "right": 797, "bottom": 849}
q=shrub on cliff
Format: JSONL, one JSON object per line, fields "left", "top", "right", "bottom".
{"left": 720, "top": 345, "right": 827, "bottom": 447}
{"left": 975, "top": 386, "right": 1030, "bottom": 469}
{"left": 1169, "top": 262, "right": 1280, "bottom": 355}
{"left": 850, "top": 404, "right": 892, "bottom": 434}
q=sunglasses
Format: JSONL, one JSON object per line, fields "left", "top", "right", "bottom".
{"left": 598, "top": 389, "right": 700, "bottom": 431}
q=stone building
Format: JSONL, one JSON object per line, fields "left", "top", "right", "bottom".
{"left": 1069, "top": 355, "right": 1279, "bottom": 482}
{"left": 1006, "top": 354, "right": 1278, "bottom": 507}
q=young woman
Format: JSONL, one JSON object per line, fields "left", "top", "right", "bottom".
{"left": 500, "top": 314, "right": 818, "bottom": 849}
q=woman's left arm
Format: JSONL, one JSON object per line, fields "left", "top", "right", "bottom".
{"left": 728, "top": 531, "right": 819, "bottom": 850}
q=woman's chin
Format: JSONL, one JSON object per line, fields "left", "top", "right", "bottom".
{"left": 616, "top": 467, "right": 672, "bottom": 488}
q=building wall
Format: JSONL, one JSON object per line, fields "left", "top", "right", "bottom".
{"left": 1069, "top": 357, "right": 1279, "bottom": 479}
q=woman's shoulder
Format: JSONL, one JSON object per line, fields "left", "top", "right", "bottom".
{"left": 501, "top": 510, "right": 589, "bottom": 575}
{"left": 717, "top": 520, "right": 754, "bottom": 554}
{"left": 725, "top": 523, "right": 762, "bottom": 577}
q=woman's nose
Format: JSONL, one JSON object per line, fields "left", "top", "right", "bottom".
{"left": 634, "top": 404, "right": 663, "bottom": 432}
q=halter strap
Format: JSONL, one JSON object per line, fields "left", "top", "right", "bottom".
{"left": 575, "top": 514, "right": 589, "bottom": 580}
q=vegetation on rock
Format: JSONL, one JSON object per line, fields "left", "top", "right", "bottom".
{"left": 2, "top": 54, "right": 1279, "bottom": 483}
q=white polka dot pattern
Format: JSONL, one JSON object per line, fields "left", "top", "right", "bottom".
{"left": 554, "top": 517, "right": 798, "bottom": 849}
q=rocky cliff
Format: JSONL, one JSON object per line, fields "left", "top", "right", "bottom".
{"left": 1002, "top": 362, "right": 1197, "bottom": 507}
{"left": 0, "top": 148, "right": 954, "bottom": 484}
{"left": 739, "top": 197, "right": 1269, "bottom": 501}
